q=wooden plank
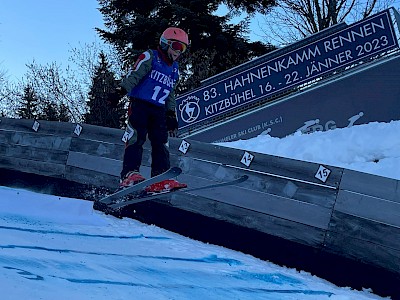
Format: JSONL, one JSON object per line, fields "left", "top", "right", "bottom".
{"left": 172, "top": 155, "right": 337, "bottom": 209}
{"left": 169, "top": 137, "right": 343, "bottom": 188}
{"left": 69, "top": 138, "right": 152, "bottom": 168}
{"left": 335, "top": 190, "right": 400, "bottom": 227}
{"left": 69, "top": 138, "right": 125, "bottom": 160}
{"left": 324, "top": 231, "right": 400, "bottom": 274}
{"left": 0, "top": 130, "right": 71, "bottom": 151}
{"left": 0, "top": 157, "right": 65, "bottom": 178}
{"left": 159, "top": 193, "right": 326, "bottom": 248}
{"left": 0, "top": 117, "right": 75, "bottom": 135}
{"left": 170, "top": 155, "right": 336, "bottom": 229}
{"left": 0, "top": 117, "right": 125, "bottom": 144}
{"left": 172, "top": 173, "right": 332, "bottom": 229}
{"left": 73, "top": 123, "right": 124, "bottom": 144}
{"left": 328, "top": 211, "right": 400, "bottom": 251}
{"left": 0, "top": 143, "right": 68, "bottom": 164}
{"left": 66, "top": 152, "right": 122, "bottom": 176}
{"left": 64, "top": 166, "right": 119, "bottom": 189}
{"left": 64, "top": 165, "right": 152, "bottom": 189}
{"left": 340, "top": 169, "right": 400, "bottom": 202}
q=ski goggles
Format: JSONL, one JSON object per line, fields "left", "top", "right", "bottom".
{"left": 167, "top": 40, "right": 187, "bottom": 53}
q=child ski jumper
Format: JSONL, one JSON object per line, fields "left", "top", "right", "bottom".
{"left": 117, "top": 27, "right": 189, "bottom": 191}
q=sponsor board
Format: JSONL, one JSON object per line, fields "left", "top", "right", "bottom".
{"left": 188, "top": 54, "right": 400, "bottom": 143}
{"left": 177, "top": 10, "right": 398, "bottom": 132}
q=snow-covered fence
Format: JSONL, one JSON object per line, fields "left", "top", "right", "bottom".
{"left": 0, "top": 117, "right": 399, "bottom": 278}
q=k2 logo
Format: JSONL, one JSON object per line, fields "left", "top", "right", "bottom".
{"left": 32, "top": 120, "right": 40, "bottom": 132}
{"left": 315, "top": 165, "right": 332, "bottom": 183}
{"left": 74, "top": 124, "right": 83, "bottom": 136}
{"left": 178, "top": 140, "right": 191, "bottom": 154}
{"left": 241, "top": 151, "right": 254, "bottom": 167}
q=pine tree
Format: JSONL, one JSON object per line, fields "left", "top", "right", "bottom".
{"left": 85, "top": 52, "right": 125, "bottom": 128}
{"left": 96, "top": 0, "right": 276, "bottom": 93}
{"left": 57, "top": 103, "right": 70, "bottom": 122}
{"left": 17, "top": 84, "right": 39, "bottom": 119}
{"left": 41, "top": 102, "right": 59, "bottom": 121}
{"left": 40, "top": 101, "right": 70, "bottom": 122}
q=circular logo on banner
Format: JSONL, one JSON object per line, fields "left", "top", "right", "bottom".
{"left": 179, "top": 96, "right": 200, "bottom": 124}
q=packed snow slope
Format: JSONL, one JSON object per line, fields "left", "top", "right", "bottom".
{"left": 0, "top": 186, "right": 389, "bottom": 300}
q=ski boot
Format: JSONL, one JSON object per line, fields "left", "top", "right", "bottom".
{"left": 119, "top": 171, "right": 146, "bottom": 189}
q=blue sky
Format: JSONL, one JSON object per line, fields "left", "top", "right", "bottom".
{"left": 1, "top": 1, "right": 399, "bottom": 83}
{"left": 0, "top": 1, "right": 266, "bottom": 83}
{"left": 0, "top": 0, "right": 105, "bottom": 81}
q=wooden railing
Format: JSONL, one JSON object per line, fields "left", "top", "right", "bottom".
{"left": 0, "top": 117, "right": 399, "bottom": 276}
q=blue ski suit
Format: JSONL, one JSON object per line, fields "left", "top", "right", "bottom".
{"left": 119, "top": 48, "right": 180, "bottom": 178}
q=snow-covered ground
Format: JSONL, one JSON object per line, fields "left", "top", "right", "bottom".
{"left": 0, "top": 121, "right": 398, "bottom": 299}
{"left": 217, "top": 120, "right": 400, "bottom": 180}
{"left": 0, "top": 187, "right": 388, "bottom": 300}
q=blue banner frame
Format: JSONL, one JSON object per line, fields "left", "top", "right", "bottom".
{"left": 176, "top": 10, "right": 399, "bottom": 130}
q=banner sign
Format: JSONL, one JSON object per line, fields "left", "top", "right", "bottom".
{"left": 176, "top": 10, "right": 398, "bottom": 130}
{"left": 188, "top": 54, "right": 400, "bottom": 143}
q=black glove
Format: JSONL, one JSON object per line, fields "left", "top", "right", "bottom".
{"left": 107, "top": 86, "right": 127, "bottom": 108}
{"left": 166, "top": 110, "right": 178, "bottom": 137}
